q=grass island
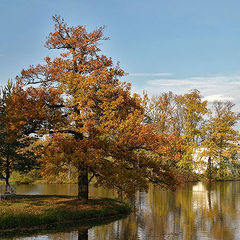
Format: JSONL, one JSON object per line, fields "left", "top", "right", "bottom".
{"left": 0, "top": 195, "right": 130, "bottom": 236}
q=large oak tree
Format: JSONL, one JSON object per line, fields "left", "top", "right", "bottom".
{"left": 13, "top": 16, "right": 183, "bottom": 200}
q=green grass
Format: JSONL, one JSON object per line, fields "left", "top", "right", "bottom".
{"left": 0, "top": 195, "right": 131, "bottom": 236}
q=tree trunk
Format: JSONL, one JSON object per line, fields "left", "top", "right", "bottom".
{"left": 68, "top": 163, "right": 71, "bottom": 182}
{"left": 78, "top": 229, "right": 88, "bottom": 240}
{"left": 78, "top": 169, "right": 88, "bottom": 201}
{"left": 207, "top": 183, "right": 212, "bottom": 210}
{"left": 118, "top": 190, "right": 123, "bottom": 200}
{"left": 219, "top": 157, "right": 225, "bottom": 179}
{"left": 5, "top": 154, "right": 10, "bottom": 191}
{"left": 207, "top": 156, "right": 212, "bottom": 181}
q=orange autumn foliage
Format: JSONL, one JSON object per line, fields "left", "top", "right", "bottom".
{"left": 0, "top": 81, "right": 37, "bottom": 185}
{"left": 12, "top": 15, "right": 184, "bottom": 198}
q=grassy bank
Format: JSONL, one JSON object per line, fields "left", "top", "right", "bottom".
{"left": 0, "top": 195, "right": 130, "bottom": 236}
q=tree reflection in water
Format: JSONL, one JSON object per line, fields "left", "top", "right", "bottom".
{"left": 78, "top": 229, "right": 88, "bottom": 240}
{"left": 14, "top": 182, "right": 240, "bottom": 240}
{"left": 90, "top": 182, "right": 240, "bottom": 240}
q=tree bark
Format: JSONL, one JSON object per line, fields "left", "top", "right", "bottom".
{"left": 207, "top": 156, "right": 212, "bottom": 181}
{"left": 78, "top": 169, "right": 89, "bottom": 201}
{"left": 78, "top": 229, "right": 88, "bottom": 240}
{"left": 5, "top": 154, "right": 10, "bottom": 191}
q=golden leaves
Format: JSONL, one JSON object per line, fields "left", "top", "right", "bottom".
{"left": 10, "top": 15, "right": 188, "bottom": 194}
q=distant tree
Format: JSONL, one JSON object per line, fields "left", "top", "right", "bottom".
{"left": 176, "top": 90, "right": 208, "bottom": 172}
{"left": 146, "top": 90, "right": 208, "bottom": 173}
{"left": 200, "top": 101, "right": 240, "bottom": 180}
{"left": 146, "top": 91, "right": 178, "bottom": 133}
{"left": 14, "top": 15, "right": 183, "bottom": 201}
{"left": 0, "top": 80, "right": 36, "bottom": 188}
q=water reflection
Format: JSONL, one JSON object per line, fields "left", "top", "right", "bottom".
{"left": 12, "top": 182, "right": 240, "bottom": 239}
{"left": 13, "top": 230, "right": 87, "bottom": 240}
{"left": 16, "top": 184, "right": 115, "bottom": 199}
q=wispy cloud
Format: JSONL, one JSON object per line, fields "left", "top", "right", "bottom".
{"left": 147, "top": 75, "right": 240, "bottom": 87}
{"left": 129, "top": 72, "right": 173, "bottom": 77}
{"left": 130, "top": 74, "right": 240, "bottom": 110}
{"left": 203, "top": 95, "right": 234, "bottom": 102}
{"left": 147, "top": 79, "right": 213, "bottom": 87}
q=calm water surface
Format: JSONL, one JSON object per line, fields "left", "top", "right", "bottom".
{"left": 11, "top": 182, "right": 240, "bottom": 240}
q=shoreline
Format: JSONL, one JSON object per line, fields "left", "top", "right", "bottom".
{"left": 0, "top": 195, "right": 131, "bottom": 237}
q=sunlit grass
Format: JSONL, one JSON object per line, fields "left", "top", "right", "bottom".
{"left": 0, "top": 195, "right": 130, "bottom": 232}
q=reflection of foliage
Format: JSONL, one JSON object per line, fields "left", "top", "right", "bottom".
{"left": 91, "top": 182, "right": 240, "bottom": 240}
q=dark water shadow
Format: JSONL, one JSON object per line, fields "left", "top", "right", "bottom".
{"left": 0, "top": 213, "right": 129, "bottom": 239}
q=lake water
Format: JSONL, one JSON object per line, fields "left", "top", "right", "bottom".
{"left": 9, "top": 181, "right": 240, "bottom": 240}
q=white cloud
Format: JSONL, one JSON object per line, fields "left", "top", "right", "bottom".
{"left": 147, "top": 75, "right": 240, "bottom": 87}
{"left": 147, "top": 79, "right": 211, "bottom": 87}
{"left": 231, "top": 81, "right": 240, "bottom": 86}
{"left": 128, "top": 72, "right": 173, "bottom": 77}
{"left": 203, "top": 95, "right": 234, "bottom": 102}
{"left": 129, "top": 74, "right": 240, "bottom": 111}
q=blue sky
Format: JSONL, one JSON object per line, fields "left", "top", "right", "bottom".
{"left": 1, "top": 0, "right": 240, "bottom": 109}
